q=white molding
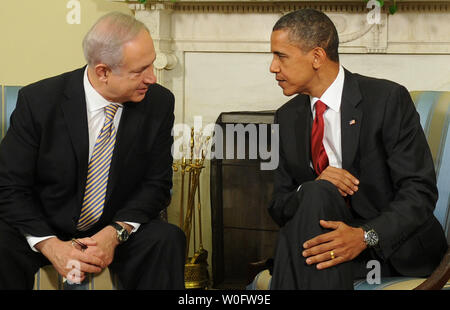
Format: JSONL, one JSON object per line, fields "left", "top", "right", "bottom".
{"left": 110, "top": 0, "right": 449, "bottom": 13}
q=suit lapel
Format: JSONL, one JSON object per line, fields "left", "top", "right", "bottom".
{"left": 60, "top": 67, "right": 145, "bottom": 206}
{"left": 340, "top": 69, "right": 363, "bottom": 173}
{"left": 294, "top": 95, "right": 315, "bottom": 178}
{"left": 105, "top": 100, "right": 145, "bottom": 203}
{"left": 61, "top": 68, "right": 89, "bottom": 200}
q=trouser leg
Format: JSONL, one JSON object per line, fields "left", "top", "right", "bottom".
{"left": 110, "top": 219, "right": 186, "bottom": 290}
{"left": 0, "top": 219, "right": 49, "bottom": 289}
{"left": 270, "top": 180, "right": 355, "bottom": 290}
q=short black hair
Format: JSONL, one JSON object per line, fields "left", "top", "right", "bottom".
{"left": 273, "top": 9, "right": 340, "bottom": 63}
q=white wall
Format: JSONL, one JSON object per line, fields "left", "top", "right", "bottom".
{"left": 183, "top": 52, "right": 450, "bottom": 127}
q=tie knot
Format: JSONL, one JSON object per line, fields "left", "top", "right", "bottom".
{"left": 315, "top": 100, "right": 327, "bottom": 116}
{"left": 105, "top": 104, "right": 120, "bottom": 122}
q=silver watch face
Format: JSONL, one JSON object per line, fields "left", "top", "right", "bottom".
{"left": 365, "top": 229, "right": 379, "bottom": 247}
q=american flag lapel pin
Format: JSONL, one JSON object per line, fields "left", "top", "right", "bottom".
{"left": 349, "top": 119, "right": 356, "bottom": 126}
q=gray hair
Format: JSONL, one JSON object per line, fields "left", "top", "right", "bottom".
{"left": 82, "top": 12, "right": 149, "bottom": 71}
{"left": 273, "top": 9, "right": 340, "bottom": 63}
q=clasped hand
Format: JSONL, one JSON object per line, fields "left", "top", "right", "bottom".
{"left": 302, "top": 166, "right": 366, "bottom": 270}
{"left": 36, "top": 226, "right": 118, "bottom": 284}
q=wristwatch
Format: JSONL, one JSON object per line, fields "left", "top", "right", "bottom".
{"left": 110, "top": 222, "right": 130, "bottom": 244}
{"left": 362, "top": 225, "right": 379, "bottom": 248}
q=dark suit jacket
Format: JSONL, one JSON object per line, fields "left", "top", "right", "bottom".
{"left": 0, "top": 67, "right": 174, "bottom": 240}
{"left": 269, "top": 69, "right": 447, "bottom": 277}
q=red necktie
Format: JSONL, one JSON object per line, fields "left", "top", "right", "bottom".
{"left": 311, "top": 100, "right": 329, "bottom": 175}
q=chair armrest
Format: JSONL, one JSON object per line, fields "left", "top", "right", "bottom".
{"left": 414, "top": 246, "right": 450, "bottom": 290}
{"left": 247, "top": 258, "right": 273, "bottom": 285}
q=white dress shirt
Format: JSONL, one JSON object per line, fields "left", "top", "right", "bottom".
{"left": 309, "top": 65, "right": 345, "bottom": 169}
{"left": 297, "top": 65, "right": 345, "bottom": 191}
{"left": 26, "top": 67, "right": 139, "bottom": 251}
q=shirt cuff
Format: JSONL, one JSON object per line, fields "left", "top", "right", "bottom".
{"left": 123, "top": 222, "right": 140, "bottom": 234}
{"left": 26, "top": 222, "right": 140, "bottom": 252}
{"left": 25, "top": 235, "right": 56, "bottom": 253}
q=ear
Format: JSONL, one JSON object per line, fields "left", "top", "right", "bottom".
{"left": 311, "top": 47, "right": 328, "bottom": 70}
{"left": 94, "top": 64, "right": 111, "bottom": 83}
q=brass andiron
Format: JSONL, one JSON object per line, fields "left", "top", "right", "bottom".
{"left": 173, "top": 128, "right": 210, "bottom": 289}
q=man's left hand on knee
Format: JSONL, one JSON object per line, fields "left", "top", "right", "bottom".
{"left": 302, "top": 220, "right": 366, "bottom": 270}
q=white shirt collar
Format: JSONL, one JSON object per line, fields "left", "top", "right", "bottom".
{"left": 310, "top": 65, "right": 345, "bottom": 113}
{"left": 83, "top": 67, "right": 122, "bottom": 112}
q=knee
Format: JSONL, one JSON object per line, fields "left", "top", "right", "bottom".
{"left": 141, "top": 220, "right": 186, "bottom": 249}
{"left": 162, "top": 223, "right": 186, "bottom": 248}
{"left": 0, "top": 225, "right": 29, "bottom": 275}
{"left": 0, "top": 242, "right": 10, "bottom": 262}
{"left": 297, "top": 180, "right": 346, "bottom": 216}
{"left": 0, "top": 221, "right": 22, "bottom": 261}
{"left": 300, "top": 180, "right": 342, "bottom": 205}
{"left": 301, "top": 179, "right": 339, "bottom": 197}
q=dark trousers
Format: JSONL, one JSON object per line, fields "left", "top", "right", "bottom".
{"left": 270, "top": 180, "right": 397, "bottom": 290}
{"left": 0, "top": 218, "right": 186, "bottom": 290}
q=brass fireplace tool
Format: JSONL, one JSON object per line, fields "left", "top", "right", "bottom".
{"left": 173, "top": 128, "right": 211, "bottom": 289}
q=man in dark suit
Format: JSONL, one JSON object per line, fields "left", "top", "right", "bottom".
{"left": 0, "top": 12, "right": 185, "bottom": 289}
{"left": 268, "top": 9, "right": 447, "bottom": 289}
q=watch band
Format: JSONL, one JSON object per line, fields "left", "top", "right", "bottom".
{"left": 110, "top": 222, "right": 123, "bottom": 231}
{"left": 109, "top": 222, "right": 129, "bottom": 243}
{"left": 362, "top": 224, "right": 372, "bottom": 232}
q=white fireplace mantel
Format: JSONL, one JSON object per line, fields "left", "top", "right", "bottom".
{"left": 111, "top": 0, "right": 450, "bottom": 55}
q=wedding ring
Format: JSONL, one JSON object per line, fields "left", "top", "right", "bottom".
{"left": 330, "top": 251, "right": 335, "bottom": 260}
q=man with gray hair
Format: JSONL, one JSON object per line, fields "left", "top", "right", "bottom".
{"left": 268, "top": 8, "right": 447, "bottom": 289}
{"left": 0, "top": 12, "right": 185, "bottom": 289}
